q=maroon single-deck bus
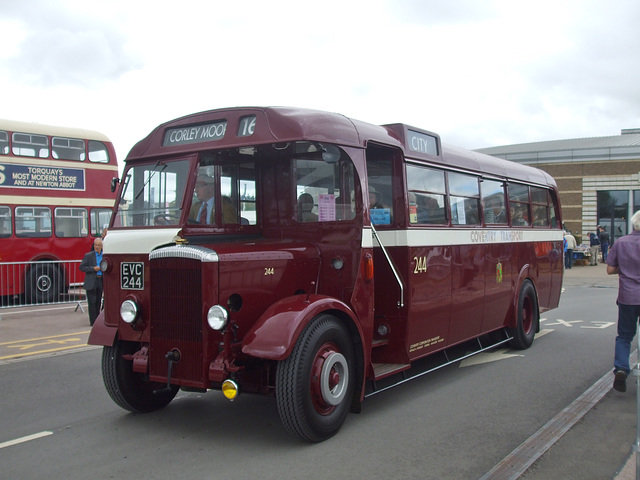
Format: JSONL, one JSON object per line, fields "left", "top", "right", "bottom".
{"left": 89, "top": 107, "right": 563, "bottom": 442}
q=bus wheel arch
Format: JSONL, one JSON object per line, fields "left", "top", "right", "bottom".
{"left": 275, "top": 313, "right": 358, "bottom": 442}
{"left": 508, "top": 279, "right": 539, "bottom": 350}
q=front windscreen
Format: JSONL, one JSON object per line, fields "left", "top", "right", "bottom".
{"left": 113, "top": 159, "right": 190, "bottom": 227}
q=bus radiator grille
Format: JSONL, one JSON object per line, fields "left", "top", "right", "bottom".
{"left": 149, "top": 257, "right": 203, "bottom": 384}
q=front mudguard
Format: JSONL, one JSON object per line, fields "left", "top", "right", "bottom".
{"left": 87, "top": 311, "right": 117, "bottom": 347}
{"left": 242, "top": 294, "right": 361, "bottom": 361}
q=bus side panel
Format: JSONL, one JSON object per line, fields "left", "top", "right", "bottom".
{"left": 448, "top": 244, "right": 484, "bottom": 344}
{"left": 536, "top": 239, "right": 564, "bottom": 311}
{"left": 406, "top": 245, "right": 451, "bottom": 360}
{"left": 481, "top": 242, "right": 515, "bottom": 332}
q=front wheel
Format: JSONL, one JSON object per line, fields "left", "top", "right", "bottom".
{"left": 509, "top": 280, "right": 539, "bottom": 350}
{"left": 276, "top": 314, "right": 355, "bottom": 442}
{"left": 102, "top": 340, "right": 178, "bottom": 413}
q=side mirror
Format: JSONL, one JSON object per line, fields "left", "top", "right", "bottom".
{"left": 110, "top": 177, "right": 120, "bottom": 193}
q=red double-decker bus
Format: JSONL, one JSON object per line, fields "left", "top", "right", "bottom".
{"left": 0, "top": 120, "right": 118, "bottom": 303}
{"left": 90, "top": 107, "right": 563, "bottom": 442}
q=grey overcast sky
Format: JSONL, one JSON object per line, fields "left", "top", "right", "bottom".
{"left": 1, "top": 0, "right": 639, "bottom": 163}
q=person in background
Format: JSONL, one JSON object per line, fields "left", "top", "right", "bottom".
{"left": 589, "top": 231, "right": 600, "bottom": 266}
{"left": 606, "top": 210, "right": 640, "bottom": 392}
{"left": 599, "top": 225, "right": 610, "bottom": 262}
{"left": 564, "top": 231, "right": 577, "bottom": 269}
{"left": 80, "top": 238, "right": 104, "bottom": 326}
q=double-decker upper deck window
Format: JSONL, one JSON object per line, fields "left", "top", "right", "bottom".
{"left": 88, "top": 141, "right": 110, "bottom": 163}
{"left": 52, "top": 137, "right": 86, "bottom": 161}
{"left": 12, "top": 132, "right": 49, "bottom": 158}
{"left": 448, "top": 172, "right": 480, "bottom": 226}
{"left": 407, "top": 164, "right": 447, "bottom": 224}
{"left": 0, "top": 131, "right": 8, "bottom": 154}
{"left": 481, "top": 179, "right": 507, "bottom": 225}
{"left": 295, "top": 144, "right": 355, "bottom": 223}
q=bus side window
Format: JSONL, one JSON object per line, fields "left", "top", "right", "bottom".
{"left": 55, "top": 207, "right": 88, "bottom": 237}
{"left": 406, "top": 164, "right": 447, "bottom": 225}
{"left": 448, "top": 171, "right": 480, "bottom": 226}
{"left": 508, "top": 183, "right": 531, "bottom": 226}
{"left": 0, "top": 206, "right": 11, "bottom": 238}
{"left": 366, "top": 146, "right": 396, "bottom": 226}
{"left": 15, "top": 206, "right": 52, "bottom": 237}
{"left": 531, "top": 187, "right": 549, "bottom": 227}
{"left": 482, "top": 179, "right": 507, "bottom": 225}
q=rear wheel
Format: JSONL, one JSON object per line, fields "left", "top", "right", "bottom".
{"left": 25, "top": 263, "right": 62, "bottom": 304}
{"left": 509, "top": 280, "right": 539, "bottom": 350}
{"left": 276, "top": 314, "right": 355, "bottom": 442}
{"left": 102, "top": 340, "right": 178, "bottom": 413}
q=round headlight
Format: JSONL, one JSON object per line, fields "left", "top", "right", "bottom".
{"left": 207, "top": 305, "right": 228, "bottom": 331}
{"left": 99, "top": 258, "right": 110, "bottom": 272}
{"left": 120, "top": 299, "right": 139, "bottom": 324}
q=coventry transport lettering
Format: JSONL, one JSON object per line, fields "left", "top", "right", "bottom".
{"left": 163, "top": 121, "right": 227, "bottom": 147}
{"left": 0, "top": 164, "right": 85, "bottom": 190}
{"left": 470, "top": 230, "right": 525, "bottom": 243}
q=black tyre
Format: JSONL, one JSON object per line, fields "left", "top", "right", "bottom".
{"left": 25, "top": 263, "right": 62, "bottom": 304}
{"left": 509, "top": 280, "right": 539, "bottom": 350}
{"left": 276, "top": 314, "right": 355, "bottom": 442}
{"left": 102, "top": 340, "right": 178, "bottom": 413}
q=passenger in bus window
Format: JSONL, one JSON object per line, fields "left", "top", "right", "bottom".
{"left": 191, "top": 174, "right": 215, "bottom": 223}
{"left": 222, "top": 196, "right": 239, "bottom": 224}
{"left": 532, "top": 206, "right": 547, "bottom": 227}
{"left": 368, "top": 186, "right": 386, "bottom": 209}
{"left": 484, "top": 199, "right": 506, "bottom": 224}
{"left": 297, "top": 193, "right": 318, "bottom": 222}
{"left": 417, "top": 195, "right": 445, "bottom": 224}
{"left": 369, "top": 186, "right": 391, "bottom": 224}
{"left": 511, "top": 205, "right": 529, "bottom": 226}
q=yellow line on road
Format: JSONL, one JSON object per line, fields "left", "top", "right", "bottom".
{"left": 0, "top": 344, "right": 90, "bottom": 360}
{"left": 0, "top": 331, "right": 91, "bottom": 346}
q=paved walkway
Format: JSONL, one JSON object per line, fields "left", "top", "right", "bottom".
{"left": 524, "top": 262, "right": 639, "bottom": 480}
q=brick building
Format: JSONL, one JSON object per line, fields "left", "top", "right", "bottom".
{"left": 476, "top": 129, "right": 640, "bottom": 246}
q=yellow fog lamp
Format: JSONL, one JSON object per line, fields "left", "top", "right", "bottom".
{"left": 222, "top": 379, "right": 239, "bottom": 400}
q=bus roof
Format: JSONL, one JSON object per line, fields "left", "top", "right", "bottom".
{"left": 128, "top": 106, "right": 556, "bottom": 188}
{"left": 0, "top": 119, "right": 112, "bottom": 143}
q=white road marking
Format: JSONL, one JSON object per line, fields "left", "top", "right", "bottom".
{"left": 0, "top": 431, "right": 53, "bottom": 450}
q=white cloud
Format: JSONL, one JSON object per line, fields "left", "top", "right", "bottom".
{"left": 0, "top": 0, "right": 638, "bottom": 163}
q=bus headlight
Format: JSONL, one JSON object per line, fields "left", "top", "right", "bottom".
{"left": 100, "top": 258, "right": 111, "bottom": 273}
{"left": 120, "top": 299, "right": 139, "bottom": 324}
{"left": 207, "top": 305, "right": 228, "bottom": 331}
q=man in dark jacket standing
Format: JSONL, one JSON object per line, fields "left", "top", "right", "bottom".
{"left": 80, "top": 238, "right": 104, "bottom": 326}
{"left": 607, "top": 211, "right": 640, "bottom": 392}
